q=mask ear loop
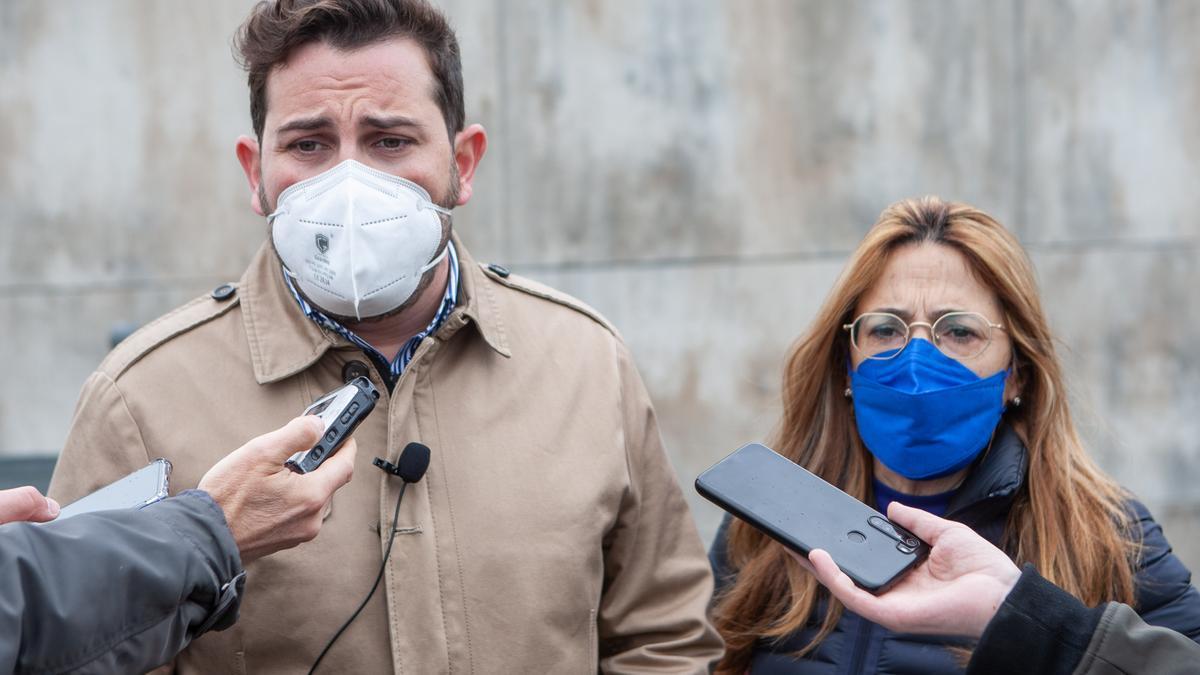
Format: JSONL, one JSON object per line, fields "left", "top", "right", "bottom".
{"left": 416, "top": 199, "right": 452, "bottom": 276}
{"left": 418, "top": 244, "right": 449, "bottom": 275}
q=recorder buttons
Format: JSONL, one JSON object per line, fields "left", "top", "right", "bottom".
{"left": 340, "top": 402, "right": 360, "bottom": 424}
{"left": 847, "top": 530, "right": 866, "bottom": 543}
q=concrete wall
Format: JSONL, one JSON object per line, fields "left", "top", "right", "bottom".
{"left": 3, "top": 1, "right": 1198, "bottom": 570}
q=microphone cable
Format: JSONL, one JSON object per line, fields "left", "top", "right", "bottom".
{"left": 308, "top": 442, "right": 431, "bottom": 675}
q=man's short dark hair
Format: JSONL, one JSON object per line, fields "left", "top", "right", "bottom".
{"left": 234, "top": 0, "right": 464, "bottom": 141}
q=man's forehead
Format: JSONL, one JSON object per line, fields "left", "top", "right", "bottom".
{"left": 263, "top": 37, "right": 439, "bottom": 125}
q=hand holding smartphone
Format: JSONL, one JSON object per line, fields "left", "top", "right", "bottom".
{"left": 285, "top": 376, "right": 379, "bottom": 474}
{"left": 696, "top": 443, "right": 929, "bottom": 594}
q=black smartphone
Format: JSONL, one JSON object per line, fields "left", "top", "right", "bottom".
{"left": 56, "top": 459, "right": 172, "bottom": 521}
{"left": 285, "top": 376, "right": 380, "bottom": 474}
{"left": 696, "top": 443, "right": 929, "bottom": 594}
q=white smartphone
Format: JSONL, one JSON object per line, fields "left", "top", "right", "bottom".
{"left": 56, "top": 459, "right": 172, "bottom": 520}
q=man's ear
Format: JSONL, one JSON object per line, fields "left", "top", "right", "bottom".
{"left": 236, "top": 135, "right": 265, "bottom": 216}
{"left": 451, "top": 124, "right": 487, "bottom": 206}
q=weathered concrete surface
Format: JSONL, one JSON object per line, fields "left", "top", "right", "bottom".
{"left": 496, "top": 1, "right": 1019, "bottom": 264}
{"left": 0, "top": 285, "right": 209, "bottom": 456}
{"left": 1031, "top": 244, "right": 1200, "bottom": 508}
{"left": 0, "top": 2, "right": 264, "bottom": 287}
{"left": 1022, "top": 0, "right": 1200, "bottom": 243}
{"left": 3, "top": 2, "right": 1198, "bottom": 574}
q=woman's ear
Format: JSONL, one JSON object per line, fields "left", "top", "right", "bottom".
{"left": 1004, "top": 351, "right": 1025, "bottom": 406}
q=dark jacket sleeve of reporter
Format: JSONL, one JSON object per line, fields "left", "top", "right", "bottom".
{"left": 0, "top": 490, "right": 245, "bottom": 675}
{"left": 1125, "top": 499, "right": 1200, "bottom": 639}
{"left": 968, "top": 565, "right": 1200, "bottom": 675}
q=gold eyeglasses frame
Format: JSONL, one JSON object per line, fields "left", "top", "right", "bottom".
{"left": 842, "top": 311, "right": 1005, "bottom": 361}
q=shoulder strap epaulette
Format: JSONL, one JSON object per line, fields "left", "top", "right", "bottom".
{"left": 478, "top": 263, "right": 620, "bottom": 337}
{"left": 101, "top": 284, "right": 242, "bottom": 379}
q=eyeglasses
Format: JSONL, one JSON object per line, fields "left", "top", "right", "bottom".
{"left": 843, "top": 311, "right": 1005, "bottom": 361}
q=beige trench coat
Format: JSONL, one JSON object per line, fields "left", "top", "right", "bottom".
{"left": 49, "top": 237, "right": 722, "bottom": 674}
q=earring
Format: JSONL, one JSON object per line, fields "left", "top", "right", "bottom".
{"left": 844, "top": 387, "right": 853, "bottom": 399}
{"left": 1010, "top": 396, "right": 1022, "bottom": 407}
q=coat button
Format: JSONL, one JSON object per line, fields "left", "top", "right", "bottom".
{"left": 487, "top": 263, "right": 510, "bottom": 278}
{"left": 342, "top": 360, "right": 371, "bottom": 383}
{"left": 210, "top": 283, "right": 237, "bottom": 301}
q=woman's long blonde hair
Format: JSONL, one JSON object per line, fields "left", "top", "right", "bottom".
{"left": 713, "top": 197, "right": 1139, "bottom": 672}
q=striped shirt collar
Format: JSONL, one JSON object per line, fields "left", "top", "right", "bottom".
{"left": 282, "top": 241, "right": 460, "bottom": 389}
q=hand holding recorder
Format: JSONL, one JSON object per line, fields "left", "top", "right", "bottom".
{"left": 199, "top": 415, "right": 358, "bottom": 563}
{"left": 800, "top": 501, "right": 1020, "bottom": 639}
{"left": 34, "top": 380, "right": 370, "bottom": 562}
{"left": 3, "top": 416, "right": 355, "bottom": 561}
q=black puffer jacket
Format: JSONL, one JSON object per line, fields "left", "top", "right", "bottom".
{"left": 708, "top": 425, "right": 1200, "bottom": 674}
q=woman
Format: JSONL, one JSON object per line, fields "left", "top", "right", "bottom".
{"left": 709, "top": 197, "right": 1200, "bottom": 673}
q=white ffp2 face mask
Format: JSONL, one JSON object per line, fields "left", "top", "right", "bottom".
{"left": 268, "top": 159, "right": 450, "bottom": 320}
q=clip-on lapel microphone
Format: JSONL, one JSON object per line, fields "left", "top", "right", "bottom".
{"left": 309, "top": 442, "right": 431, "bottom": 674}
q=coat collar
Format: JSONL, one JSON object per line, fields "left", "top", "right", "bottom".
{"left": 239, "top": 233, "right": 510, "bottom": 385}
{"left": 945, "top": 421, "right": 1028, "bottom": 519}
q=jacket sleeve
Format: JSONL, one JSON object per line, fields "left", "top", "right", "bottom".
{"left": 48, "top": 371, "right": 155, "bottom": 506}
{"left": 967, "top": 564, "right": 1200, "bottom": 675}
{"left": 708, "top": 512, "right": 735, "bottom": 599}
{"left": 595, "top": 342, "right": 724, "bottom": 673}
{"left": 1126, "top": 499, "right": 1200, "bottom": 640}
{"left": 0, "top": 490, "right": 245, "bottom": 675}
{"left": 968, "top": 564, "right": 1109, "bottom": 675}
{"left": 1073, "top": 602, "right": 1200, "bottom": 674}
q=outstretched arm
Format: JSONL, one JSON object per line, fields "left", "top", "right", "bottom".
{"left": 802, "top": 502, "right": 1200, "bottom": 675}
{"left": 1, "top": 416, "right": 357, "bottom": 674}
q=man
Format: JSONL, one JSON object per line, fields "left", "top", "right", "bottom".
{"left": 49, "top": 0, "right": 721, "bottom": 672}
{"left": 4, "top": 417, "right": 357, "bottom": 674}
{"left": 801, "top": 502, "right": 1200, "bottom": 675}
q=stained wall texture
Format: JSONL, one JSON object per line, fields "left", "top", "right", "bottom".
{"left": 2, "top": 1, "right": 1198, "bottom": 570}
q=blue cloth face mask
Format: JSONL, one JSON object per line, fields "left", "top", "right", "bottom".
{"left": 850, "top": 338, "right": 1008, "bottom": 480}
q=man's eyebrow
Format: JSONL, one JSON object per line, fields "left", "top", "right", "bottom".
{"left": 362, "top": 115, "right": 422, "bottom": 130}
{"left": 275, "top": 116, "right": 333, "bottom": 135}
